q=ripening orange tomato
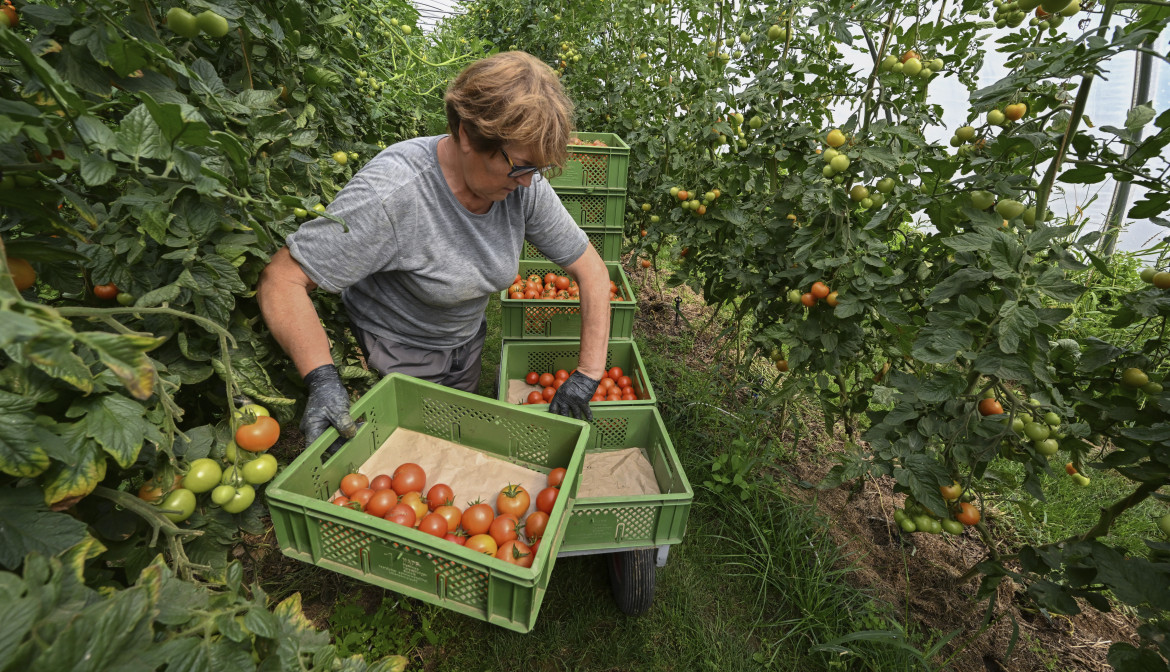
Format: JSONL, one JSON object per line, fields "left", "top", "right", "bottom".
{"left": 800, "top": 293, "right": 817, "bottom": 307}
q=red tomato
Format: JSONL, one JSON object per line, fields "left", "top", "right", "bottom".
{"left": 956, "top": 502, "right": 981, "bottom": 526}
{"left": 435, "top": 504, "right": 462, "bottom": 533}
{"left": 510, "top": 291, "right": 524, "bottom": 300}
{"left": 349, "top": 488, "right": 375, "bottom": 510}
{"left": 544, "top": 273, "right": 557, "bottom": 286}
{"left": 608, "top": 366, "right": 623, "bottom": 381}
{"left": 554, "top": 369, "right": 570, "bottom": 381}
{"left": 539, "top": 372, "right": 555, "bottom": 388}
{"left": 801, "top": 292, "right": 817, "bottom": 307}
{"left": 465, "top": 534, "right": 497, "bottom": 556}
{"left": 622, "top": 391, "right": 637, "bottom": 400}
{"left": 384, "top": 503, "right": 416, "bottom": 527}
{"left": 526, "top": 390, "right": 544, "bottom": 404}
{"left": 94, "top": 282, "right": 119, "bottom": 300}
{"left": 340, "top": 473, "right": 370, "bottom": 497}
{"left": 462, "top": 502, "right": 495, "bottom": 536}
{"left": 616, "top": 375, "right": 632, "bottom": 388}
{"left": 535, "top": 486, "right": 558, "bottom": 514}
{"left": 331, "top": 496, "right": 350, "bottom": 507}
{"left": 620, "top": 385, "right": 634, "bottom": 396}
{"left": 523, "top": 288, "right": 539, "bottom": 299}
{"left": 391, "top": 463, "right": 426, "bottom": 496}
{"left": 489, "top": 513, "right": 519, "bottom": 546}
{"left": 606, "top": 391, "right": 620, "bottom": 401}
{"left": 599, "top": 377, "right": 615, "bottom": 390}
{"left": 418, "top": 512, "right": 449, "bottom": 537}
{"left": 236, "top": 416, "right": 280, "bottom": 452}
{"left": 496, "top": 540, "right": 534, "bottom": 567}
{"left": 548, "top": 467, "right": 566, "bottom": 488}
{"left": 525, "top": 371, "right": 540, "bottom": 385}
{"left": 364, "top": 490, "right": 398, "bottom": 518}
{"left": 527, "top": 274, "right": 542, "bottom": 285}
{"left": 591, "top": 392, "right": 604, "bottom": 401}
{"left": 427, "top": 483, "right": 454, "bottom": 509}
{"left": 553, "top": 378, "right": 565, "bottom": 390}
{"left": 554, "top": 276, "right": 570, "bottom": 291}
{"left": 542, "top": 386, "right": 556, "bottom": 402}
{"left": 444, "top": 532, "right": 467, "bottom": 545}
{"left": 811, "top": 281, "right": 830, "bottom": 299}
{"left": 497, "top": 484, "right": 531, "bottom": 518}
{"left": 524, "top": 511, "right": 549, "bottom": 541}
{"left": 370, "top": 474, "right": 393, "bottom": 491}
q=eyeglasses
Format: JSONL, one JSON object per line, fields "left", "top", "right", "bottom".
{"left": 499, "top": 147, "right": 547, "bottom": 179}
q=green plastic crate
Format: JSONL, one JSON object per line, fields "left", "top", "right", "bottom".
{"left": 265, "top": 373, "right": 590, "bottom": 634}
{"left": 498, "top": 340, "right": 656, "bottom": 407}
{"left": 557, "top": 188, "right": 625, "bottom": 230}
{"left": 523, "top": 227, "right": 623, "bottom": 263}
{"left": 561, "top": 407, "right": 693, "bottom": 552}
{"left": 550, "top": 132, "right": 630, "bottom": 191}
{"left": 502, "top": 261, "right": 635, "bottom": 341}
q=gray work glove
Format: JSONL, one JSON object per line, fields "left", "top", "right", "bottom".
{"left": 301, "top": 364, "right": 357, "bottom": 445}
{"left": 548, "top": 371, "right": 599, "bottom": 421}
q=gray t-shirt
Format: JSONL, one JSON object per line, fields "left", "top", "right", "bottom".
{"left": 287, "top": 135, "right": 588, "bottom": 350}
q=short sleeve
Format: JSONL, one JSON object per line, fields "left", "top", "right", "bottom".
{"left": 286, "top": 176, "right": 400, "bottom": 294}
{"left": 522, "top": 180, "right": 589, "bottom": 267}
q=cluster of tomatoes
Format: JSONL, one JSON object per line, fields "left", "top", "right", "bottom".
{"left": 521, "top": 366, "right": 638, "bottom": 404}
{"left": 137, "top": 404, "right": 280, "bottom": 522}
{"left": 507, "top": 272, "right": 623, "bottom": 302}
{"left": 567, "top": 136, "right": 609, "bottom": 147}
{"left": 893, "top": 486, "right": 980, "bottom": 536}
{"left": 788, "top": 280, "right": 838, "bottom": 308}
{"left": 331, "top": 462, "right": 567, "bottom": 567}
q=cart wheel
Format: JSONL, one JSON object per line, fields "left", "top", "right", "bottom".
{"left": 607, "top": 548, "right": 656, "bottom": 616}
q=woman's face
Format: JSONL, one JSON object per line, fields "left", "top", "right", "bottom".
{"left": 456, "top": 127, "right": 539, "bottom": 202}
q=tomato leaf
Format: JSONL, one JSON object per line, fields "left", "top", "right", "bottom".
{"left": 67, "top": 395, "right": 149, "bottom": 468}
{"left": 77, "top": 331, "right": 163, "bottom": 400}
{"left": 0, "top": 487, "right": 89, "bottom": 569}
{"left": 996, "top": 303, "right": 1039, "bottom": 355}
{"left": 41, "top": 425, "right": 106, "bottom": 505}
{"left": 0, "top": 390, "right": 50, "bottom": 478}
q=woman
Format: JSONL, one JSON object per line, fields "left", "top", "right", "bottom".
{"left": 257, "top": 52, "right": 612, "bottom": 444}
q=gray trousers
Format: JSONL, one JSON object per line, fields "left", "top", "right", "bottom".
{"left": 353, "top": 318, "right": 487, "bottom": 394}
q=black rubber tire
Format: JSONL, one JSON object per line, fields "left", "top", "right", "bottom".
{"left": 607, "top": 548, "right": 656, "bottom": 616}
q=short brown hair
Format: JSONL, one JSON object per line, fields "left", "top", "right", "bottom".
{"left": 445, "top": 51, "right": 574, "bottom": 169}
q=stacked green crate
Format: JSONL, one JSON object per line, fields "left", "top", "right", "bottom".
{"left": 500, "top": 133, "right": 691, "bottom": 561}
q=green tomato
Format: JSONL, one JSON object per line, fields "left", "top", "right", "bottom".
{"left": 1034, "top": 438, "right": 1060, "bottom": 456}
{"left": 1023, "top": 422, "right": 1051, "bottom": 441}
{"left": 222, "top": 464, "right": 246, "bottom": 487}
{"left": 941, "top": 519, "right": 965, "bottom": 535}
{"left": 1158, "top": 513, "right": 1170, "bottom": 537}
{"left": 823, "top": 147, "right": 839, "bottom": 162}
{"left": 158, "top": 488, "right": 196, "bottom": 522}
{"left": 116, "top": 292, "right": 135, "bottom": 306}
{"left": 332, "top": 151, "right": 348, "bottom": 165}
{"left": 1018, "top": 412, "right": 1033, "bottom": 425}
{"left": 913, "top": 514, "right": 935, "bottom": 533}
{"left": 970, "top": 190, "right": 996, "bottom": 210}
{"left": 903, "top": 58, "right": 923, "bottom": 76}
{"left": 650, "top": 215, "right": 660, "bottom": 223}
{"left": 1071, "top": 473, "right": 1091, "bottom": 486}
{"left": 224, "top": 440, "right": 256, "bottom": 464}
{"left": 869, "top": 193, "right": 885, "bottom": 208}
{"left": 787, "top": 289, "right": 803, "bottom": 304}
{"left": 1043, "top": 411, "right": 1061, "bottom": 426}
{"left": 880, "top": 55, "right": 898, "bottom": 71}
{"left": 849, "top": 185, "right": 870, "bottom": 202}
{"left": 233, "top": 404, "right": 270, "bottom": 423}
{"left": 1140, "top": 268, "right": 1157, "bottom": 283}
{"left": 859, "top": 197, "right": 873, "bottom": 209}
{"left": 312, "top": 203, "right": 327, "bottom": 214}
{"left": 929, "top": 58, "right": 945, "bottom": 73}
{"left": 222, "top": 484, "right": 256, "bottom": 514}
{"left": 166, "top": 8, "right": 200, "bottom": 39}
{"left": 1121, "top": 368, "right": 1149, "bottom": 388}
{"left": 987, "top": 109, "right": 1007, "bottom": 126}
{"left": 996, "top": 199, "right": 1026, "bottom": 219}
{"left": 293, "top": 207, "right": 309, "bottom": 218}
{"left": 182, "top": 458, "right": 223, "bottom": 494}
{"left": 211, "top": 485, "right": 237, "bottom": 507}
{"left": 242, "top": 453, "right": 279, "bottom": 485}
{"left": 195, "top": 10, "right": 230, "bottom": 38}
{"left": 1011, "top": 417, "right": 1025, "bottom": 433}
{"left": 1142, "top": 382, "right": 1164, "bottom": 395}
{"left": 829, "top": 154, "right": 850, "bottom": 172}
{"left": 876, "top": 177, "right": 895, "bottom": 193}
{"left": 749, "top": 116, "right": 763, "bottom": 129}
{"left": 822, "top": 165, "right": 836, "bottom": 179}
